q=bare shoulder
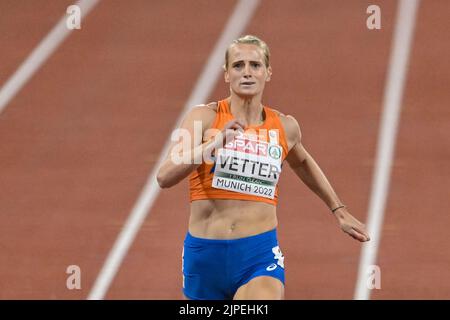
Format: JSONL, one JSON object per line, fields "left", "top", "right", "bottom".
{"left": 189, "top": 102, "right": 217, "bottom": 117}
{"left": 271, "top": 108, "right": 302, "bottom": 148}
{"left": 185, "top": 102, "right": 218, "bottom": 129}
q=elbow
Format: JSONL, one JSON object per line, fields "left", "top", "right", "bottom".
{"left": 156, "top": 170, "right": 171, "bottom": 189}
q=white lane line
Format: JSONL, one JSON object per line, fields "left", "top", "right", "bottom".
{"left": 354, "top": 0, "right": 420, "bottom": 300}
{"left": 87, "top": 0, "right": 261, "bottom": 300}
{"left": 0, "top": 0, "right": 100, "bottom": 115}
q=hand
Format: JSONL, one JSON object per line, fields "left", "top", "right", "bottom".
{"left": 203, "top": 119, "right": 246, "bottom": 164}
{"left": 210, "top": 119, "right": 246, "bottom": 148}
{"left": 222, "top": 119, "right": 246, "bottom": 143}
{"left": 333, "top": 208, "right": 370, "bottom": 242}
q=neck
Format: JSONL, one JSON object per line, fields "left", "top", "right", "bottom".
{"left": 228, "top": 95, "right": 264, "bottom": 128}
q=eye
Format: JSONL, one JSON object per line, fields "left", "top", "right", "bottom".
{"left": 251, "top": 62, "right": 261, "bottom": 68}
{"left": 233, "top": 62, "right": 243, "bottom": 69}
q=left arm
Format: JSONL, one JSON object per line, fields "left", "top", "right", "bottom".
{"left": 282, "top": 115, "right": 370, "bottom": 242}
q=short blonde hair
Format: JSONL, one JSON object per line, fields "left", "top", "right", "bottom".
{"left": 224, "top": 35, "right": 270, "bottom": 70}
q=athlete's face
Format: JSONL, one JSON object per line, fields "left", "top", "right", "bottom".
{"left": 224, "top": 44, "right": 272, "bottom": 98}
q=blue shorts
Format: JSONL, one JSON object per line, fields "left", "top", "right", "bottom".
{"left": 182, "top": 228, "right": 285, "bottom": 300}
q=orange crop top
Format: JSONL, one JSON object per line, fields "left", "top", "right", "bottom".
{"left": 189, "top": 99, "right": 289, "bottom": 206}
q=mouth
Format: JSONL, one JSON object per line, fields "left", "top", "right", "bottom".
{"left": 240, "top": 81, "right": 255, "bottom": 86}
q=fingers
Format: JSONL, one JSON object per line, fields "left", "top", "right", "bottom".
{"left": 342, "top": 224, "right": 370, "bottom": 242}
{"left": 224, "top": 119, "right": 246, "bottom": 131}
{"left": 224, "top": 128, "right": 242, "bottom": 142}
{"left": 345, "top": 229, "right": 367, "bottom": 242}
{"left": 348, "top": 228, "right": 370, "bottom": 242}
{"left": 222, "top": 120, "right": 245, "bottom": 143}
{"left": 208, "top": 120, "right": 245, "bottom": 154}
{"left": 233, "top": 119, "right": 247, "bottom": 130}
{"left": 339, "top": 214, "right": 371, "bottom": 242}
{"left": 352, "top": 225, "right": 371, "bottom": 242}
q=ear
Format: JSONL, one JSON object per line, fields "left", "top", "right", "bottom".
{"left": 224, "top": 68, "right": 230, "bottom": 83}
{"left": 266, "top": 66, "right": 272, "bottom": 82}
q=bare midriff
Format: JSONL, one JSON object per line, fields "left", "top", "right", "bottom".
{"left": 188, "top": 199, "right": 277, "bottom": 239}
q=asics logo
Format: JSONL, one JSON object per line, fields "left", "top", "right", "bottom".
{"left": 272, "top": 246, "right": 285, "bottom": 268}
{"left": 266, "top": 263, "right": 277, "bottom": 271}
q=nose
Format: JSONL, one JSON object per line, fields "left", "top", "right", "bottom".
{"left": 243, "top": 63, "right": 251, "bottom": 78}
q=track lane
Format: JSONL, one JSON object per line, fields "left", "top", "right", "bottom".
{"left": 0, "top": 0, "right": 235, "bottom": 299}
{"left": 0, "top": 1, "right": 74, "bottom": 87}
{"left": 373, "top": 0, "right": 450, "bottom": 299}
{"left": 224, "top": 0, "right": 396, "bottom": 299}
{"left": 111, "top": 0, "right": 396, "bottom": 299}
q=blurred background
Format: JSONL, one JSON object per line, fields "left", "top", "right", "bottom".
{"left": 0, "top": 0, "right": 449, "bottom": 299}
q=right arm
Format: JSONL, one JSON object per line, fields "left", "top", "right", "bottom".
{"left": 156, "top": 106, "right": 244, "bottom": 188}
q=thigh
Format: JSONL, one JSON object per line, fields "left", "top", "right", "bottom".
{"left": 182, "top": 234, "right": 230, "bottom": 300}
{"left": 233, "top": 276, "right": 284, "bottom": 300}
{"left": 230, "top": 230, "right": 285, "bottom": 299}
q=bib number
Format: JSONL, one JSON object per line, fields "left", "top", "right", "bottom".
{"left": 211, "top": 135, "right": 282, "bottom": 199}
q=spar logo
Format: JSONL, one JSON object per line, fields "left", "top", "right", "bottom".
{"left": 269, "top": 145, "right": 281, "bottom": 160}
{"left": 224, "top": 137, "right": 267, "bottom": 156}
